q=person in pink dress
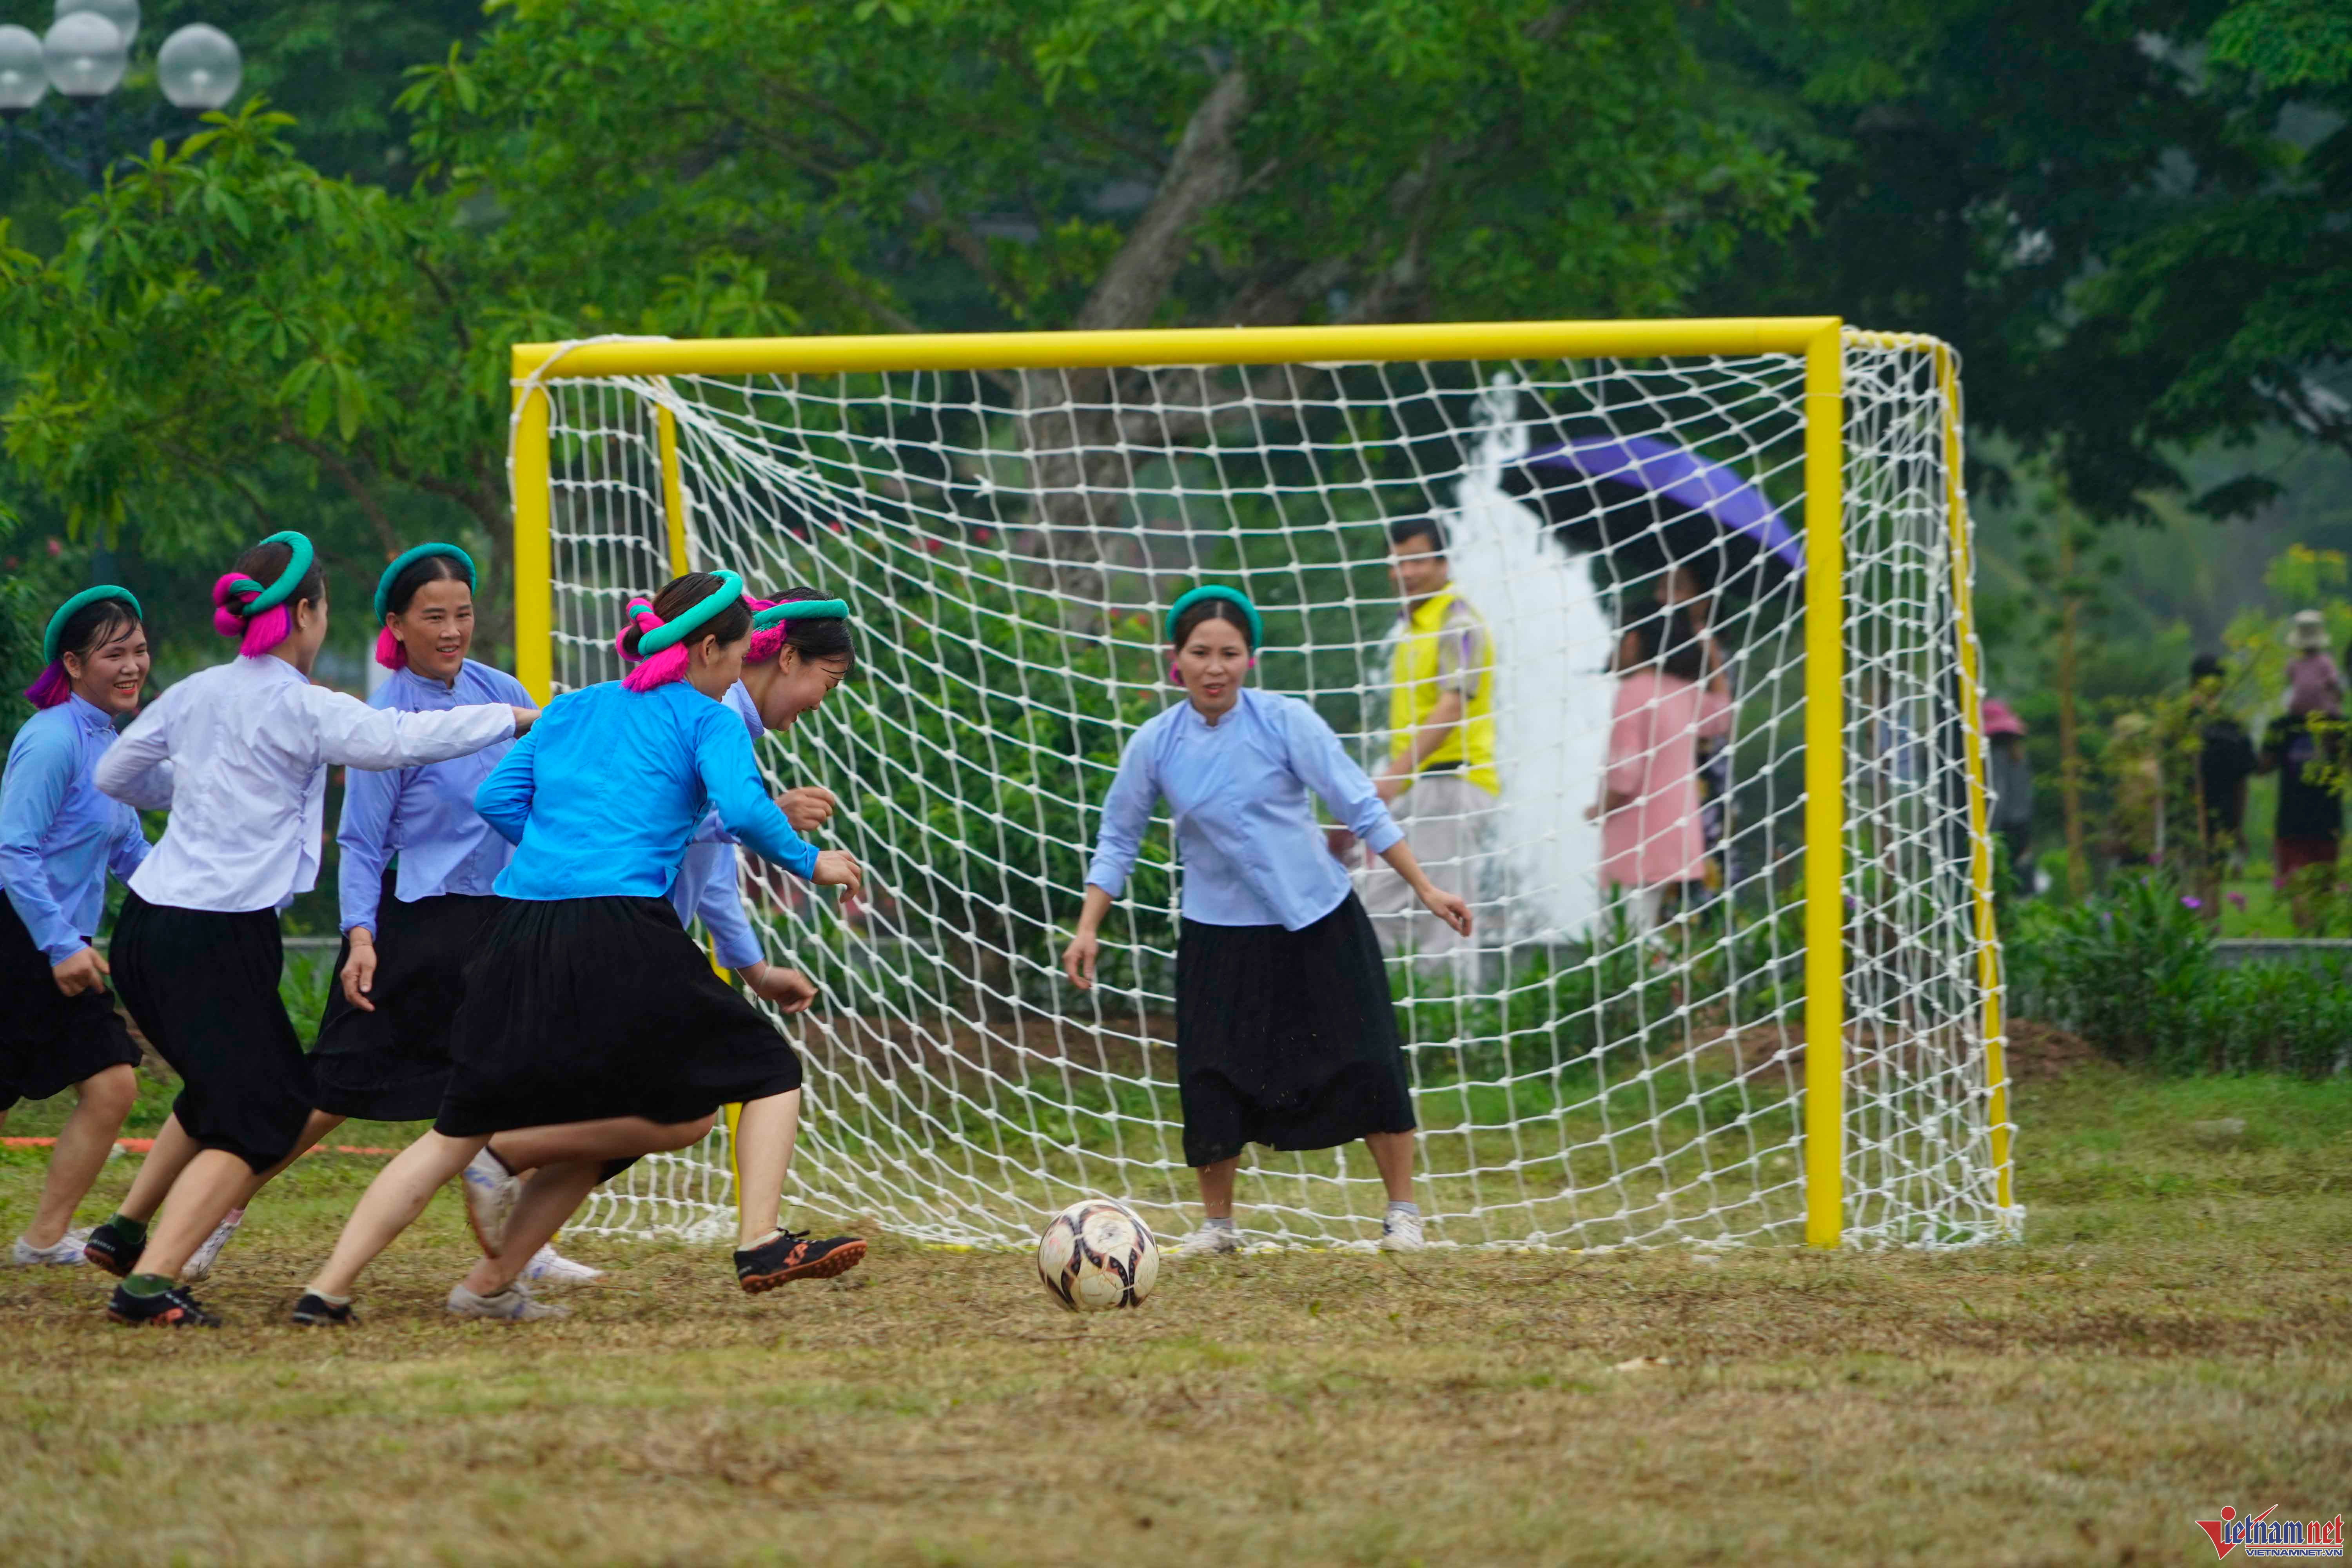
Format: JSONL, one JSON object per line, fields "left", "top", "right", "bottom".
{"left": 1589, "top": 603, "right": 1733, "bottom": 927}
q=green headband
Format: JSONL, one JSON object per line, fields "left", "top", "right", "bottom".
{"left": 1164, "top": 584, "right": 1263, "bottom": 646}
{"left": 750, "top": 598, "right": 849, "bottom": 630}
{"left": 375, "top": 543, "right": 477, "bottom": 620}
{"left": 223, "top": 530, "right": 316, "bottom": 616}
{"left": 42, "top": 585, "right": 143, "bottom": 666}
{"left": 637, "top": 571, "right": 747, "bottom": 654}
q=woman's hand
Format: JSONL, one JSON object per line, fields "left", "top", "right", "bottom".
{"left": 340, "top": 929, "right": 378, "bottom": 1012}
{"left": 51, "top": 945, "right": 108, "bottom": 997}
{"left": 1062, "top": 930, "right": 1100, "bottom": 991}
{"left": 1417, "top": 884, "right": 1473, "bottom": 937}
{"left": 741, "top": 963, "right": 818, "bottom": 1014}
{"left": 510, "top": 706, "right": 540, "bottom": 735}
{"left": 810, "top": 849, "right": 864, "bottom": 898}
{"left": 779, "top": 786, "right": 837, "bottom": 833}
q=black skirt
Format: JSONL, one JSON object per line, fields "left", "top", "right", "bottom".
{"left": 1174, "top": 892, "right": 1415, "bottom": 1169}
{"left": 311, "top": 878, "right": 509, "bottom": 1122}
{"left": 436, "top": 895, "right": 801, "bottom": 1138}
{"left": 0, "top": 899, "right": 140, "bottom": 1107}
{"left": 109, "top": 893, "right": 314, "bottom": 1174}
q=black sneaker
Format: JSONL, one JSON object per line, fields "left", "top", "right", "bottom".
{"left": 105, "top": 1282, "right": 221, "bottom": 1327}
{"left": 733, "top": 1230, "right": 866, "bottom": 1294}
{"left": 290, "top": 1292, "right": 356, "bottom": 1327}
{"left": 83, "top": 1218, "right": 144, "bottom": 1278}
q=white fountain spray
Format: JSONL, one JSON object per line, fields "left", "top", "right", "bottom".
{"left": 1428, "top": 375, "right": 1616, "bottom": 945}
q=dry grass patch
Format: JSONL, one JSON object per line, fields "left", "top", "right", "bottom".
{"left": 2, "top": 1071, "right": 2348, "bottom": 1566}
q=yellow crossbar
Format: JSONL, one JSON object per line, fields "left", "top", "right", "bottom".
{"left": 512, "top": 318, "right": 1842, "bottom": 380}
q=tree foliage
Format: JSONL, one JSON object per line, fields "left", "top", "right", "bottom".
{"left": 402, "top": 0, "right": 1807, "bottom": 338}
{"left": 2, "top": 0, "right": 1810, "bottom": 639}
{"left": 1695, "top": 0, "right": 2350, "bottom": 521}
{"left": 0, "top": 101, "right": 791, "bottom": 632}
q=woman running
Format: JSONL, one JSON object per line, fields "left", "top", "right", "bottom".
{"left": 295, "top": 573, "right": 863, "bottom": 1325}
{"left": 0, "top": 588, "right": 163, "bottom": 1267}
{"left": 88, "top": 531, "right": 535, "bottom": 1327}
{"left": 443, "top": 649, "right": 842, "bottom": 1287}
{"left": 1062, "top": 585, "right": 1470, "bottom": 1256}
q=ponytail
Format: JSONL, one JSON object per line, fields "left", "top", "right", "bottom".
{"left": 613, "top": 571, "right": 751, "bottom": 692}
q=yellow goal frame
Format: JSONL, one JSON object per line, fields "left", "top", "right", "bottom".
{"left": 507, "top": 316, "right": 2011, "bottom": 1247}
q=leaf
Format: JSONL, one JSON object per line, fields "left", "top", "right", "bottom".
{"left": 303, "top": 369, "right": 336, "bottom": 438}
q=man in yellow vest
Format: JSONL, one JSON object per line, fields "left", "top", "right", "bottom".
{"left": 1352, "top": 517, "right": 1499, "bottom": 974}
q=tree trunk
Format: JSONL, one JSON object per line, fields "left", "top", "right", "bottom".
{"left": 1010, "top": 66, "right": 1254, "bottom": 618}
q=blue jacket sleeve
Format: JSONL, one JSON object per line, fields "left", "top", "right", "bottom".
{"left": 104, "top": 803, "right": 151, "bottom": 886}
{"left": 1082, "top": 727, "right": 1159, "bottom": 897}
{"left": 693, "top": 708, "right": 818, "bottom": 878}
{"left": 1283, "top": 699, "right": 1402, "bottom": 854}
{"left": 336, "top": 762, "right": 402, "bottom": 933}
{"left": 474, "top": 724, "right": 539, "bottom": 847}
{"left": 0, "top": 724, "right": 82, "bottom": 964}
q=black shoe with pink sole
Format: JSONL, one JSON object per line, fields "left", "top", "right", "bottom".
{"left": 733, "top": 1230, "right": 866, "bottom": 1293}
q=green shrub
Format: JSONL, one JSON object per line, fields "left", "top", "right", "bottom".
{"left": 2007, "top": 870, "right": 2351, "bottom": 1076}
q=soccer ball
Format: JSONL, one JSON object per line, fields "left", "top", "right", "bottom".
{"left": 1035, "top": 1198, "right": 1159, "bottom": 1312}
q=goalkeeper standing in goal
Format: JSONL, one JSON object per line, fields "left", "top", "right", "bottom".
{"left": 293, "top": 572, "right": 864, "bottom": 1325}
{"left": 1062, "top": 586, "right": 1472, "bottom": 1255}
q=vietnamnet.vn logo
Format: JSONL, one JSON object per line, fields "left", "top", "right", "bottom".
{"left": 2195, "top": 1506, "right": 2347, "bottom": 1560}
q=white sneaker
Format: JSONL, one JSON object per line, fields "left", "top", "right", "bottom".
{"left": 11, "top": 1230, "right": 89, "bottom": 1266}
{"left": 1379, "top": 1209, "right": 1426, "bottom": 1252}
{"left": 460, "top": 1147, "right": 520, "bottom": 1253}
{"left": 446, "top": 1281, "right": 568, "bottom": 1321}
{"left": 518, "top": 1244, "right": 603, "bottom": 1286}
{"left": 180, "top": 1207, "right": 245, "bottom": 1283}
{"left": 1173, "top": 1224, "right": 1242, "bottom": 1258}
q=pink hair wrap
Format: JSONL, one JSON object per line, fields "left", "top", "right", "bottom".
{"left": 616, "top": 595, "right": 691, "bottom": 692}
{"left": 212, "top": 573, "right": 294, "bottom": 657}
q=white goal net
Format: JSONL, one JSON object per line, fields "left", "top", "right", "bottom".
{"left": 524, "top": 324, "right": 2013, "bottom": 1251}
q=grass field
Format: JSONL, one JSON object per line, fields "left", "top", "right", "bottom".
{"left": 3, "top": 1067, "right": 2348, "bottom": 1567}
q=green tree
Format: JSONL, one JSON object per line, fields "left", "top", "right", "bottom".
{"left": 4, "top": 0, "right": 1810, "bottom": 636}
{"left": 1694, "top": 0, "right": 2346, "bottom": 523}
{"left": 2076, "top": 0, "right": 2352, "bottom": 501}
{"left": 0, "top": 102, "right": 789, "bottom": 648}
{"left": 403, "top": 0, "right": 1805, "bottom": 338}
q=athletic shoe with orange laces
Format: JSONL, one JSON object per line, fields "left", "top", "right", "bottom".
{"left": 733, "top": 1229, "right": 866, "bottom": 1293}
{"left": 105, "top": 1281, "right": 221, "bottom": 1327}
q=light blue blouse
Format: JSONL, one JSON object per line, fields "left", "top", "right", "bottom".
{"left": 1084, "top": 688, "right": 1402, "bottom": 930}
{"left": 336, "top": 660, "right": 532, "bottom": 933}
{"left": 667, "top": 683, "right": 764, "bottom": 969}
{"left": 0, "top": 696, "right": 154, "bottom": 964}
{"left": 477, "top": 680, "right": 819, "bottom": 900}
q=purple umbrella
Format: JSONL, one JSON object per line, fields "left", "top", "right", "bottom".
{"left": 1498, "top": 433, "right": 1804, "bottom": 595}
